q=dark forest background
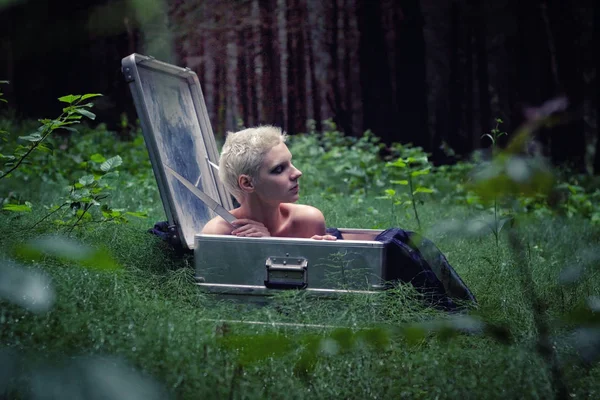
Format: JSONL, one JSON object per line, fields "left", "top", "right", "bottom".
{"left": 0, "top": 0, "right": 597, "bottom": 171}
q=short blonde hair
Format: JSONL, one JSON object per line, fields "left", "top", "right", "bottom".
{"left": 219, "top": 125, "right": 287, "bottom": 201}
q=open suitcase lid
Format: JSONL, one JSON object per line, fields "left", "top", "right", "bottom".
{"left": 121, "top": 53, "right": 234, "bottom": 250}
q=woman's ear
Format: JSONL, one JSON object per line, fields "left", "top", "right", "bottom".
{"left": 238, "top": 174, "right": 254, "bottom": 193}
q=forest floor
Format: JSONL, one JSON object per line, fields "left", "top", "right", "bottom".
{"left": 1, "top": 124, "right": 600, "bottom": 399}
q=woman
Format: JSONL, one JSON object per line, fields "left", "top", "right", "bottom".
{"left": 201, "top": 125, "right": 475, "bottom": 310}
{"left": 201, "top": 125, "right": 338, "bottom": 240}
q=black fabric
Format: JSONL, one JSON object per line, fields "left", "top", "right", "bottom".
{"left": 326, "top": 227, "right": 476, "bottom": 311}
{"left": 325, "top": 227, "right": 344, "bottom": 240}
{"left": 148, "top": 221, "right": 192, "bottom": 254}
{"left": 374, "top": 228, "right": 457, "bottom": 311}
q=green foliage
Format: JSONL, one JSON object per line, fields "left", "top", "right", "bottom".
{"left": 289, "top": 122, "right": 439, "bottom": 228}
{"left": 379, "top": 147, "right": 435, "bottom": 231}
{"left": 13, "top": 235, "right": 122, "bottom": 272}
{"left": 0, "top": 92, "right": 103, "bottom": 213}
{"left": 1, "top": 96, "right": 153, "bottom": 229}
{"left": 2, "top": 99, "right": 600, "bottom": 398}
{"left": 0, "top": 93, "right": 102, "bottom": 182}
{"left": 290, "top": 118, "right": 600, "bottom": 230}
{"left": 481, "top": 118, "right": 508, "bottom": 150}
{"left": 27, "top": 152, "right": 146, "bottom": 232}
{"left": 289, "top": 121, "right": 387, "bottom": 201}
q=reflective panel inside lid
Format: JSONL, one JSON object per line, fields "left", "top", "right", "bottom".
{"left": 132, "top": 59, "right": 233, "bottom": 249}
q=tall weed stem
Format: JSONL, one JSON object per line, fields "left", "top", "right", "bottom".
{"left": 508, "top": 223, "right": 568, "bottom": 399}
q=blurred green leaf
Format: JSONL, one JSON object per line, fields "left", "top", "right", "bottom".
{"left": 388, "top": 159, "right": 407, "bottom": 168}
{"left": 357, "top": 327, "right": 390, "bottom": 350}
{"left": 562, "top": 302, "right": 600, "bottom": 326}
{"left": 411, "top": 168, "right": 431, "bottom": 177}
{"left": 0, "top": 260, "right": 55, "bottom": 313}
{"left": 14, "top": 236, "right": 122, "bottom": 271}
{"left": 483, "top": 323, "right": 513, "bottom": 345}
{"left": 81, "top": 93, "right": 103, "bottom": 101}
{"left": 401, "top": 325, "right": 426, "bottom": 345}
{"left": 125, "top": 211, "right": 148, "bottom": 218}
{"left": 78, "top": 175, "right": 95, "bottom": 186}
{"left": 219, "top": 333, "right": 293, "bottom": 366}
{"left": 413, "top": 187, "right": 434, "bottom": 194}
{"left": 2, "top": 203, "right": 32, "bottom": 212}
{"left": 90, "top": 153, "right": 107, "bottom": 163}
{"left": 75, "top": 109, "right": 96, "bottom": 120}
{"left": 330, "top": 328, "right": 356, "bottom": 352}
{"left": 569, "top": 327, "right": 600, "bottom": 365}
{"left": 18, "top": 132, "right": 43, "bottom": 142}
{"left": 100, "top": 156, "right": 123, "bottom": 172}
{"left": 559, "top": 266, "right": 584, "bottom": 285}
{"left": 472, "top": 155, "right": 554, "bottom": 202}
{"left": 58, "top": 94, "right": 81, "bottom": 104}
{"left": 36, "top": 143, "right": 54, "bottom": 154}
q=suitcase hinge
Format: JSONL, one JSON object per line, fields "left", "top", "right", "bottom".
{"left": 122, "top": 67, "right": 135, "bottom": 83}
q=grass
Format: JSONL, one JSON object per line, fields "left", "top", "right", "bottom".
{"left": 1, "top": 155, "right": 600, "bottom": 399}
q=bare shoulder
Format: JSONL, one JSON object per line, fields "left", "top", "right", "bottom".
{"left": 286, "top": 203, "right": 326, "bottom": 236}
{"left": 290, "top": 204, "right": 325, "bottom": 222}
{"left": 201, "top": 215, "right": 233, "bottom": 235}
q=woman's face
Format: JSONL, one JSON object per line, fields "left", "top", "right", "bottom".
{"left": 253, "top": 142, "right": 302, "bottom": 204}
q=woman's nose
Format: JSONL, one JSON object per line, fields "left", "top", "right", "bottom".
{"left": 291, "top": 165, "right": 302, "bottom": 180}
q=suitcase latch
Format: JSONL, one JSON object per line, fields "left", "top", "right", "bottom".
{"left": 264, "top": 257, "right": 308, "bottom": 289}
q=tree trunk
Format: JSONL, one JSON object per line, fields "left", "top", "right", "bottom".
{"left": 594, "top": 1, "right": 600, "bottom": 173}
{"left": 465, "top": 18, "right": 474, "bottom": 153}
{"left": 305, "top": 2, "right": 322, "bottom": 132}
{"left": 214, "top": 59, "right": 226, "bottom": 136}
{"left": 328, "top": 0, "right": 351, "bottom": 135}
{"left": 286, "top": 0, "right": 307, "bottom": 134}
{"left": 543, "top": 0, "right": 586, "bottom": 171}
{"left": 225, "top": 7, "right": 239, "bottom": 132}
{"left": 447, "top": 1, "right": 464, "bottom": 154}
{"left": 238, "top": 29, "right": 250, "bottom": 127}
{"left": 472, "top": 0, "right": 491, "bottom": 149}
{"left": 343, "top": 0, "right": 353, "bottom": 136}
{"left": 278, "top": 0, "right": 288, "bottom": 131}
{"left": 249, "top": 43, "right": 259, "bottom": 127}
{"left": 344, "top": 0, "right": 362, "bottom": 138}
{"left": 394, "top": 0, "right": 428, "bottom": 149}
{"left": 251, "top": 0, "right": 263, "bottom": 124}
{"left": 510, "top": 0, "right": 554, "bottom": 153}
{"left": 258, "top": 0, "right": 284, "bottom": 127}
{"left": 357, "top": 0, "right": 394, "bottom": 143}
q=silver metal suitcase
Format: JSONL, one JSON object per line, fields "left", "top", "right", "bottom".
{"left": 121, "top": 54, "right": 389, "bottom": 301}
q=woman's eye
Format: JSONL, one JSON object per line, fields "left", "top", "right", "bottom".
{"left": 271, "top": 165, "right": 284, "bottom": 174}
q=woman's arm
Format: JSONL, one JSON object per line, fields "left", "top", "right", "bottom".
{"left": 201, "top": 216, "right": 234, "bottom": 235}
{"left": 201, "top": 216, "right": 271, "bottom": 237}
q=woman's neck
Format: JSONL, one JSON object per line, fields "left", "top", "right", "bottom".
{"left": 236, "top": 198, "right": 284, "bottom": 234}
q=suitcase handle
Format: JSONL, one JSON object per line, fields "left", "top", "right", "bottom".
{"left": 264, "top": 257, "right": 308, "bottom": 289}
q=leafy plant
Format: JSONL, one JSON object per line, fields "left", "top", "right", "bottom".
{"left": 480, "top": 118, "right": 513, "bottom": 266}
{"left": 1, "top": 93, "right": 102, "bottom": 213}
{"left": 0, "top": 93, "right": 102, "bottom": 182}
{"left": 380, "top": 152, "right": 434, "bottom": 231}
{"left": 288, "top": 122, "right": 387, "bottom": 201}
{"left": 31, "top": 154, "right": 147, "bottom": 233}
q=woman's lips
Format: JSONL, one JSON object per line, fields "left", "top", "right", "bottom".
{"left": 290, "top": 184, "right": 299, "bottom": 193}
